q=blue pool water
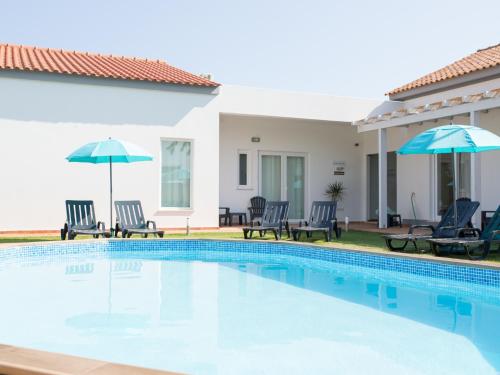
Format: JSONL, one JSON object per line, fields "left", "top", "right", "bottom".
{"left": 1, "top": 240, "right": 500, "bottom": 374}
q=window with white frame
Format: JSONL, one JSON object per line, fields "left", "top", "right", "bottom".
{"left": 237, "top": 150, "right": 251, "bottom": 189}
{"left": 161, "top": 140, "right": 192, "bottom": 208}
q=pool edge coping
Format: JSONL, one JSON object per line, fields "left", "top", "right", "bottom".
{"left": 0, "top": 344, "right": 183, "bottom": 375}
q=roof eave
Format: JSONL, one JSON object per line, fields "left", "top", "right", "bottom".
{"left": 0, "top": 69, "right": 221, "bottom": 95}
{"left": 355, "top": 91, "right": 500, "bottom": 133}
{"left": 388, "top": 65, "right": 500, "bottom": 101}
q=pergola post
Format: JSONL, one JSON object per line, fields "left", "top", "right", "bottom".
{"left": 378, "top": 128, "right": 388, "bottom": 228}
{"left": 470, "top": 111, "right": 481, "bottom": 226}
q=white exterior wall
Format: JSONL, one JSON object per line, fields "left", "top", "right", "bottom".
{"left": 360, "top": 108, "right": 500, "bottom": 222}
{"left": 477, "top": 109, "right": 500, "bottom": 212}
{"left": 0, "top": 70, "right": 496, "bottom": 231}
{"left": 216, "top": 85, "right": 383, "bottom": 223}
{"left": 0, "top": 74, "right": 220, "bottom": 230}
{"left": 0, "top": 77, "right": 383, "bottom": 231}
{"left": 361, "top": 123, "right": 442, "bottom": 222}
{"left": 219, "top": 115, "right": 364, "bottom": 221}
{"left": 358, "top": 75, "right": 500, "bottom": 223}
{"left": 361, "top": 115, "right": 464, "bottom": 222}
{"left": 217, "top": 85, "right": 382, "bottom": 122}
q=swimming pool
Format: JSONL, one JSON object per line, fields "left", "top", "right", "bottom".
{"left": 1, "top": 239, "right": 500, "bottom": 374}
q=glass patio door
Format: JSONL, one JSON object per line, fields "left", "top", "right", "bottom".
{"left": 261, "top": 155, "right": 282, "bottom": 200}
{"left": 286, "top": 156, "right": 305, "bottom": 220}
{"left": 260, "top": 153, "right": 306, "bottom": 220}
{"left": 436, "top": 153, "right": 471, "bottom": 216}
{"left": 367, "top": 152, "right": 397, "bottom": 220}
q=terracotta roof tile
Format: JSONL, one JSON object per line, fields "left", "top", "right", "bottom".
{"left": 388, "top": 43, "right": 500, "bottom": 96}
{"left": 0, "top": 43, "right": 219, "bottom": 87}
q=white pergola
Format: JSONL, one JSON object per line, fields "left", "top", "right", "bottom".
{"left": 354, "top": 89, "right": 500, "bottom": 228}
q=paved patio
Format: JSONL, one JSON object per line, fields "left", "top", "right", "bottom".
{"left": 211, "top": 221, "right": 408, "bottom": 235}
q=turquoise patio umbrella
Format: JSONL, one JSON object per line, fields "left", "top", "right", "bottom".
{"left": 398, "top": 124, "right": 500, "bottom": 227}
{"left": 66, "top": 138, "right": 153, "bottom": 229}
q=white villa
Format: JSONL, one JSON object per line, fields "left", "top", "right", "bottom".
{"left": 0, "top": 43, "right": 499, "bottom": 232}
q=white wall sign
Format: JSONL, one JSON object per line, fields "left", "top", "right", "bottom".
{"left": 333, "top": 161, "right": 346, "bottom": 176}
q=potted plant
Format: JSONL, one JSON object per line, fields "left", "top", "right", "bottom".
{"left": 325, "top": 181, "right": 345, "bottom": 203}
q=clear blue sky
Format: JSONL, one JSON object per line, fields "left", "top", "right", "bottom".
{"left": 2, "top": 0, "right": 499, "bottom": 99}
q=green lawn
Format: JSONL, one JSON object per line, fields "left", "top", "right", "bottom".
{"left": 0, "top": 236, "right": 60, "bottom": 244}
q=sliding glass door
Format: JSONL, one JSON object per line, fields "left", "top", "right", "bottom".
{"left": 261, "top": 155, "right": 282, "bottom": 200}
{"left": 260, "top": 152, "right": 306, "bottom": 220}
{"left": 367, "top": 152, "right": 397, "bottom": 220}
{"left": 287, "top": 156, "right": 305, "bottom": 220}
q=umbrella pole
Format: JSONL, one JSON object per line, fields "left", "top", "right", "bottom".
{"left": 453, "top": 150, "right": 458, "bottom": 229}
{"left": 109, "top": 156, "right": 113, "bottom": 236}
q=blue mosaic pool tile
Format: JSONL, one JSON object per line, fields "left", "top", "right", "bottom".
{"left": 2, "top": 239, "right": 500, "bottom": 288}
